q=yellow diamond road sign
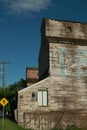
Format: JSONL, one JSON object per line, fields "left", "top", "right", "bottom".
{"left": 0, "top": 98, "right": 8, "bottom": 107}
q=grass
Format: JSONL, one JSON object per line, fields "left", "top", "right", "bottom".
{"left": 0, "top": 118, "right": 33, "bottom": 130}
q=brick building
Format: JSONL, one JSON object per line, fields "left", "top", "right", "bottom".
{"left": 26, "top": 67, "right": 38, "bottom": 86}
{"left": 17, "top": 18, "right": 87, "bottom": 130}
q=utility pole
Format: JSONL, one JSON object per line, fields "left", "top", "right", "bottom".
{"left": 0, "top": 61, "right": 10, "bottom": 94}
{"left": 0, "top": 61, "right": 9, "bottom": 130}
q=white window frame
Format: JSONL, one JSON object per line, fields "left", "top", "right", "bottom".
{"left": 38, "top": 90, "right": 48, "bottom": 106}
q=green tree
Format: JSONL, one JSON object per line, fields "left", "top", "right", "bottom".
{"left": 0, "top": 78, "right": 26, "bottom": 120}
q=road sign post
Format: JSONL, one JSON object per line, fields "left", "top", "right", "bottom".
{"left": 0, "top": 98, "right": 8, "bottom": 130}
{"left": 2, "top": 107, "right": 5, "bottom": 130}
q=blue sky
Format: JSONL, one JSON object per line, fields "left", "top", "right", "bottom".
{"left": 0, "top": 0, "right": 87, "bottom": 86}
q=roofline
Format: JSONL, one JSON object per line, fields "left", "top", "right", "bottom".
{"left": 42, "top": 17, "right": 87, "bottom": 24}
{"left": 18, "top": 77, "right": 50, "bottom": 93}
{"left": 26, "top": 67, "right": 38, "bottom": 70}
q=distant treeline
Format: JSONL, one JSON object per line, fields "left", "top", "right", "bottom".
{"left": 0, "top": 78, "right": 26, "bottom": 99}
{"left": 0, "top": 78, "right": 26, "bottom": 120}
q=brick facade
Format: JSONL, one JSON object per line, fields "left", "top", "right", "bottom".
{"left": 26, "top": 67, "right": 38, "bottom": 86}
{"left": 17, "top": 18, "right": 87, "bottom": 130}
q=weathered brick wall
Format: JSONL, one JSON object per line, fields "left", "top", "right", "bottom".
{"left": 26, "top": 67, "right": 38, "bottom": 87}
{"left": 24, "top": 110, "right": 87, "bottom": 130}
{"left": 18, "top": 77, "right": 51, "bottom": 126}
{"left": 45, "top": 19, "right": 87, "bottom": 39}
{"left": 17, "top": 18, "right": 87, "bottom": 129}
{"left": 49, "top": 42, "right": 87, "bottom": 111}
{"left": 49, "top": 42, "right": 87, "bottom": 78}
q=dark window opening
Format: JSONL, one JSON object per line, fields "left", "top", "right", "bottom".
{"left": 67, "top": 26, "right": 72, "bottom": 32}
{"left": 32, "top": 92, "right": 37, "bottom": 101}
{"left": 20, "top": 95, "right": 23, "bottom": 99}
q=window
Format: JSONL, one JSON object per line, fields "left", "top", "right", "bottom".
{"left": 38, "top": 90, "right": 48, "bottom": 106}
{"left": 67, "top": 26, "right": 72, "bottom": 32}
{"left": 32, "top": 92, "right": 37, "bottom": 101}
{"left": 20, "top": 95, "right": 23, "bottom": 99}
